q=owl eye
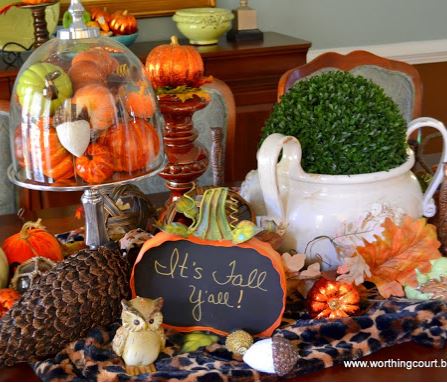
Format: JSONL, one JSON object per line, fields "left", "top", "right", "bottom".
{"left": 149, "top": 319, "right": 154, "bottom": 324}
{"left": 133, "top": 319, "right": 140, "bottom": 326}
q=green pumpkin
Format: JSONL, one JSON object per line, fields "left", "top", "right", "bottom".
{"left": 0, "top": 248, "right": 8, "bottom": 289}
{"left": 16, "top": 63, "right": 73, "bottom": 116}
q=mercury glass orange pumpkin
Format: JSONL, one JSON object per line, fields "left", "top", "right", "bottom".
{"left": 307, "top": 278, "right": 360, "bottom": 319}
{"left": 145, "top": 36, "right": 205, "bottom": 89}
{"left": 0, "top": 288, "right": 20, "bottom": 318}
{"left": 109, "top": 10, "right": 137, "bottom": 35}
{"left": 75, "top": 143, "right": 114, "bottom": 184}
{"left": 2, "top": 219, "right": 63, "bottom": 265}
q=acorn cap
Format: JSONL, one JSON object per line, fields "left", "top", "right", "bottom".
{"left": 272, "top": 336, "right": 299, "bottom": 376}
{"left": 225, "top": 330, "right": 253, "bottom": 355}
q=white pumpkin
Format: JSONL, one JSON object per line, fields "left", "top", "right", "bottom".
{"left": 0, "top": 248, "right": 9, "bottom": 289}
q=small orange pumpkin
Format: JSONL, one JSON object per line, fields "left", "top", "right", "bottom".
{"left": 72, "top": 84, "right": 117, "bottom": 131}
{"left": 307, "top": 278, "right": 360, "bottom": 319}
{"left": 89, "top": 7, "right": 111, "bottom": 32}
{"left": 75, "top": 143, "right": 114, "bottom": 184}
{"left": 99, "top": 119, "right": 160, "bottom": 172}
{"left": 145, "top": 36, "right": 205, "bottom": 89}
{"left": 0, "top": 288, "right": 20, "bottom": 318}
{"left": 2, "top": 219, "right": 64, "bottom": 265}
{"left": 124, "top": 86, "right": 155, "bottom": 119}
{"left": 22, "top": 118, "right": 74, "bottom": 181}
{"left": 109, "top": 10, "right": 137, "bottom": 35}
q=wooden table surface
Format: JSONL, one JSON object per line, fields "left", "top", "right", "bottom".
{"left": 0, "top": 206, "right": 446, "bottom": 382}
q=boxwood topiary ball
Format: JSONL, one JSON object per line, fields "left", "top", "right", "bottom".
{"left": 261, "top": 71, "right": 408, "bottom": 175}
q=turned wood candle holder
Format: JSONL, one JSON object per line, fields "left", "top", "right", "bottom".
{"left": 20, "top": 1, "right": 57, "bottom": 48}
{"left": 158, "top": 94, "right": 210, "bottom": 202}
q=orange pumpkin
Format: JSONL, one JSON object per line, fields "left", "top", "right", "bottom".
{"left": 307, "top": 278, "right": 360, "bottom": 319}
{"left": 22, "top": 118, "right": 74, "bottom": 181}
{"left": 71, "top": 48, "right": 119, "bottom": 77}
{"left": 2, "top": 219, "right": 63, "bottom": 265}
{"left": 0, "top": 288, "right": 20, "bottom": 318}
{"left": 99, "top": 119, "right": 160, "bottom": 172}
{"left": 68, "top": 61, "right": 107, "bottom": 90}
{"left": 124, "top": 87, "right": 155, "bottom": 119}
{"left": 22, "top": 0, "right": 48, "bottom": 3}
{"left": 145, "top": 36, "right": 205, "bottom": 89}
{"left": 89, "top": 7, "right": 111, "bottom": 32}
{"left": 109, "top": 10, "right": 137, "bottom": 35}
{"left": 72, "top": 84, "right": 117, "bottom": 130}
{"left": 75, "top": 143, "right": 114, "bottom": 184}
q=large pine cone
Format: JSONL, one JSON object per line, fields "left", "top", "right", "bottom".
{"left": 0, "top": 247, "right": 130, "bottom": 367}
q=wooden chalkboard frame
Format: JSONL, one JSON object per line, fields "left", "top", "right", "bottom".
{"left": 130, "top": 231, "right": 287, "bottom": 337}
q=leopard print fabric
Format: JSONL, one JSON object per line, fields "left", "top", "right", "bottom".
{"left": 34, "top": 298, "right": 447, "bottom": 382}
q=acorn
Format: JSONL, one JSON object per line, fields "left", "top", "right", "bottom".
{"left": 243, "top": 336, "right": 299, "bottom": 376}
{"left": 225, "top": 330, "right": 253, "bottom": 355}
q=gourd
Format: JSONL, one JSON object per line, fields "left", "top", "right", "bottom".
{"left": 145, "top": 36, "right": 205, "bottom": 89}
{"left": 307, "top": 278, "right": 360, "bottom": 319}
{"left": 75, "top": 144, "right": 114, "bottom": 184}
{"left": 16, "top": 63, "right": 72, "bottom": 116}
{"left": 2, "top": 219, "right": 63, "bottom": 265}
{"left": 109, "top": 10, "right": 137, "bottom": 35}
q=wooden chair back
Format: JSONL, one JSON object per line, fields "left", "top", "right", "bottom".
{"left": 278, "top": 50, "right": 422, "bottom": 120}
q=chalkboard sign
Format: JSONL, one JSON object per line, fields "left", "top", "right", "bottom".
{"left": 130, "top": 232, "right": 286, "bottom": 336}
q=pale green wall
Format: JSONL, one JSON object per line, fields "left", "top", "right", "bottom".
{"left": 137, "top": 0, "right": 447, "bottom": 48}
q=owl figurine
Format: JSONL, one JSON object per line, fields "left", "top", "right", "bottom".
{"left": 112, "top": 297, "right": 166, "bottom": 375}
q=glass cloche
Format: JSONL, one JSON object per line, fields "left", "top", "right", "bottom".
{"left": 8, "top": 1, "right": 165, "bottom": 191}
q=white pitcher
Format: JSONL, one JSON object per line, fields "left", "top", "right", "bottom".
{"left": 241, "top": 117, "right": 447, "bottom": 268}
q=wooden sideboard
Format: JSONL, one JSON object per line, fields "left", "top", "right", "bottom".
{"left": 131, "top": 32, "right": 311, "bottom": 181}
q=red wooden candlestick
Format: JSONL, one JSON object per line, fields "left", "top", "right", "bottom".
{"left": 158, "top": 94, "right": 209, "bottom": 202}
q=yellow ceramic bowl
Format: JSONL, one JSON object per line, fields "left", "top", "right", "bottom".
{"left": 173, "top": 8, "right": 234, "bottom": 45}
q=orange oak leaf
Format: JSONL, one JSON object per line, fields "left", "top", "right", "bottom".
{"left": 356, "top": 216, "right": 441, "bottom": 298}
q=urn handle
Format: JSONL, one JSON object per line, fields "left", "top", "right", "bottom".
{"left": 407, "top": 117, "right": 447, "bottom": 217}
{"left": 257, "top": 133, "right": 305, "bottom": 224}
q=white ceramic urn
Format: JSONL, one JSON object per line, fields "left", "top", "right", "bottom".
{"left": 241, "top": 117, "right": 447, "bottom": 269}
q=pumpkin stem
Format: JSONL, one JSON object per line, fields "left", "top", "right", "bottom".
{"left": 191, "top": 188, "right": 233, "bottom": 241}
{"left": 19, "top": 219, "right": 46, "bottom": 240}
{"left": 170, "top": 35, "right": 179, "bottom": 45}
{"left": 122, "top": 10, "right": 128, "bottom": 15}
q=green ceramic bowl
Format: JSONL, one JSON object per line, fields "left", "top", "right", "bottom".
{"left": 173, "top": 8, "right": 234, "bottom": 45}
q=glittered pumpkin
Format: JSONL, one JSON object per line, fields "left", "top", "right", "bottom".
{"left": 0, "top": 288, "right": 20, "bottom": 318}
{"left": 307, "top": 278, "right": 360, "bottom": 319}
{"left": 2, "top": 219, "right": 63, "bottom": 265}
{"left": 75, "top": 143, "right": 114, "bottom": 184}
{"left": 145, "top": 36, "right": 204, "bottom": 89}
{"left": 22, "top": 117, "right": 74, "bottom": 181}
{"left": 99, "top": 119, "right": 160, "bottom": 172}
{"left": 109, "top": 10, "right": 137, "bottom": 35}
{"left": 72, "top": 84, "right": 117, "bottom": 131}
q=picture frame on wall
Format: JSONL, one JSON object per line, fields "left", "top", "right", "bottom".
{"left": 60, "top": 0, "right": 216, "bottom": 18}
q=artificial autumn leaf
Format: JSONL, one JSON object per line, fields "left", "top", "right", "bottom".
{"left": 299, "top": 262, "right": 321, "bottom": 279}
{"left": 337, "top": 255, "right": 372, "bottom": 285}
{"left": 282, "top": 252, "right": 306, "bottom": 274}
{"left": 157, "top": 86, "right": 211, "bottom": 103}
{"left": 356, "top": 216, "right": 441, "bottom": 298}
